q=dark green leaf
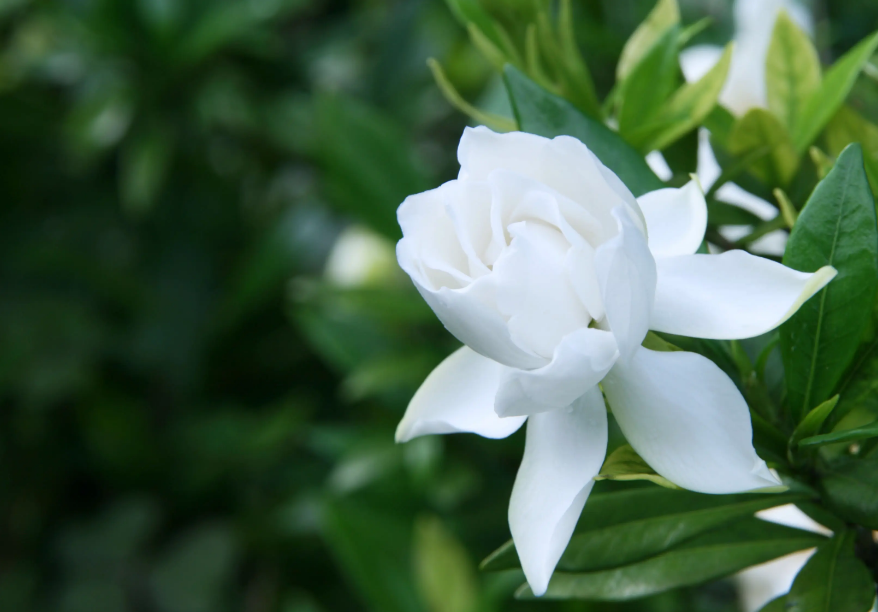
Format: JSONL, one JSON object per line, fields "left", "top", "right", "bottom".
{"left": 793, "top": 32, "right": 878, "bottom": 152}
{"left": 517, "top": 518, "right": 825, "bottom": 601}
{"left": 481, "top": 487, "right": 809, "bottom": 573}
{"left": 820, "top": 456, "right": 878, "bottom": 529}
{"left": 707, "top": 199, "right": 764, "bottom": 226}
{"left": 503, "top": 66, "right": 663, "bottom": 196}
{"left": 780, "top": 144, "right": 878, "bottom": 420}
{"left": 790, "top": 395, "right": 840, "bottom": 450}
{"left": 759, "top": 596, "right": 787, "bottom": 612}
{"left": 784, "top": 530, "right": 874, "bottom": 612}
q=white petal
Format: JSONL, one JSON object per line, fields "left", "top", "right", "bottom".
{"left": 457, "top": 126, "right": 646, "bottom": 234}
{"left": 651, "top": 251, "right": 837, "bottom": 340}
{"left": 508, "top": 387, "right": 608, "bottom": 596}
{"left": 602, "top": 347, "right": 781, "bottom": 493}
{"left": 594, "top": 208, "right": 656, "bottom": 360}
{"left": 637, "top": 181, "right": 707, "bottom": 258}
{"left": 395, "top": 346, "right": 526, "bottom": 442}
{"left": 495, "top": 328, "right": 619, "bottom": 417}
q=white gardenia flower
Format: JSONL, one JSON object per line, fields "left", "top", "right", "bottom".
{"left": 394, "top": 126, "right": 836, "bottom": 596}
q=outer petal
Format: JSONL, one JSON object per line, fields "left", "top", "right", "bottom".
{"left": 395, "top": 346, "right": 526, "bottom": 442}
{"left": 508, "top": 386, "right": 608, "bottom": 596}
{"left": 594, "top": 208, "right": 656, "bottom": 360}
{"left": 651, "top": 251, "right": 837, "bottom": 340}
{"left": 637, "top": 181, "right": 708, "bottom": 258}
{"left": 495, "top": 328, "right": 619, "bottom": 417}
{"left": 602, "top": 347, "right": 781, "bottom": 493}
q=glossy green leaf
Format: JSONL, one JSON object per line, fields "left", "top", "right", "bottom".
{"left": 616, "top": 0, "right": 679, "bottom": 81}
{"left": 517, "top": 518, "right": 825, "bottom": 601}
{"left": 784, "top": 531, "right": 874, "bottom": 612}
{"left": 617, "top": 26, "right": 681, "bottom": 140}
{"left": 766, "top": 11, "right": 821, "bottom": 131}
{"left": 799, "top": 419, "right": 878, "bottom": 447}
{"left": 628, "top": 43, "right": 733, "bottom": 152}
{"left": 503, "top": 66, "right": 663, "bottom": 196}
{"left": 729, "top": 108, "right": 799, "bottom": 187}
{"left": 481, "top": 487, "right": 809, "bottom": 573}
{"left": 780, "top": 144, "right": 878, "bottom": 420}
{"left": 790, "top": 395, "right": 840, "bottom": 450}
{"left": 595, "top": 445, "right": 679, "bottom": 489}
{"left": 413, "top": 516, "right": 478, "bottom": 612}
{"left": 820, "top": 456, "right": 878, "bottom": 529}
{"left": 792, "top": 31, "right": 878, "bottom": 152}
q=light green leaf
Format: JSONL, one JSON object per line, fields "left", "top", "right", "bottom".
{"left": 799, "top": 419, "right": 878, "bottom": 447}
{"left": 784, "top": 531, "right": 874, "bottom": 612}
{"left": 641, "top": 331, "right": 682, "bottom": 352}
{"left": 617, "top": 0, "right": 680, "bottom": 81}
{"left": 427, "top": 58, "right": 517, "bottom": 132}
{"left": 819, "top": 457, "right": 878, "bottom": 529}
{"left": 790, "top": 395, "right": 840, "bottom": 450}
{"left": 617, "top": 25, "right": 681, "bottom": 140}
{"left": 517, "top": 518, "right": 825, "bottom": 601}
{"left": 413, "top": 516, "right": 478, "bottom": 612}
{"left": 595, "top": 445, "right": 679, "bottom": 489}
{"left": 766, "top": 11, "right": 821, "bottom": 131}
{"left": 825, "top": 106, "right": 878, "bottom": 198}
{"left": 503, "top": 66, "right": 663, "bottom": 196}
{"left": 792, "top": 31, "right": 878, "bottom": 152}
{"left": 481, "top": 487, "right": 809, "bottom": 573}
{"left": 729, "top": 108, "right": 799, "bottom": 187}
{"left": 443, "top": 0, "right": 518, "bottom": 62}
{"left": 780, "top": 144, "right": 878, "bottom": 420}
{"left": 630, "top": 43, "right": 733, "bottom": 152}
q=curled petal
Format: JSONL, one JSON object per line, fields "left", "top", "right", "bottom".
{"left": 395, "top": 346, "right": 525, "bottom": 442}
{"left": 637, "top": 180, "right": 708, "bottom": 258}
{"left": 509, "top": 387, "right": 608, "bottom": 596}
{"left": 651, "top": 250, "right": 837, "bottom": 340}
{"left": 602, "top": 347, "right": 781, "bottom": 493}
{"left": 594, "top": 208, "right": 657, "bottom": 360}
{"left": 495, "top": 328, "right": 619, "bottom": 417}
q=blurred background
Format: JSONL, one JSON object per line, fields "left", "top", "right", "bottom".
{"left": 1, "top": 1, "right": 877, "bottom": 611}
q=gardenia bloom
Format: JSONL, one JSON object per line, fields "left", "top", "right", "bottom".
{"left": 394, "top": 126, "right": 836, "bottom": 596}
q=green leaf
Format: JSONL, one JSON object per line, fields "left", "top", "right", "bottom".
{"left": 784, "top": 530, "right": 874, "bottom": 612}
{"left": 443, "top": 0, "right": 515, "bottom": 61}
{"left": 616, "top": 0, "right": 680, "bottom": 81}
{"left": 322, "top": 500, "right": 424, "bottom": 612}
{"left": 517, "top": 518, "right": 825, "bottom": 601}
{"left": 595, "top": 445, "right": 679, "bottom": 489}
{"left": 780, "top": 144, "right": 878, "bottom": 420}
{"left": 617, "top": 25, "right": 681, "bottom": 141}
{"left": 503, "top": 66, "right": 663, "bottom": 196}
{"left": 760, "top": 596, "right": 787, "bottom": 612}
{"left": 789, "top": 395, "right": 840, "bottom": 450}
{"left": 628, "top": 43, "right": 733, "bottom": 152}
{"left": 799, "top": 419, "right": 878, "bottom": 447}
{"left": 766, "top": 11, "right": 821, "bottom": 131}
{"left": 820, "top": 456, "right": 878, "bottom": 529}
{"left": 729, "top": 108, "right": 799, "bottom": 187}
{"left": 707, "top": 198, "right": 764, "bottom": 226}
{"left": 481, "top": 487, "right": 810, "bottom": 573}
{"left": 413, "top": 516, "right": 478, "bottom": 612}
{"left": 824, "top": 106, "right": 878, "bottom": 197}
{"left": 792, "top": 31, "right": 878, "bottom": 152}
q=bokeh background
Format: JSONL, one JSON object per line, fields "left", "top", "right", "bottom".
{"left": 1, "top": 1, "right": 877, "bottom": 611}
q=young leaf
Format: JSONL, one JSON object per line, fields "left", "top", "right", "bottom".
{"left": 820, "top": 456, "right": 878, "bottom": 529}
{"left": 628, "top": 43, "right": 733, "bottom": 152}
{"left": 789, "top": 395, "right": 840, "bottom": 450}
{"left": 503, "top": 66, "right": 663, "bottom": 196}
{"left": 413, "top": 516, "right": 478, "bottom": 612}
{"left": 766, "top": 11, "right": 821, "bottom": 131}
{"left": 617, "top": 0, "right": 680, "bottom": 81}
{"left": 729, "top": 108, "right": 799, "bottom": 187}
{"left": 617, "top": 25, "right": 681, "bottom": 140}
{"left": 799, "top": 419, "right": 878, "bottom": 447}
{"left": 517, "top": 518, "right": 825, "bottom": 601}
{"left": 481, "top": 488, "right": 811, "bottom": 574}
{"left": 825, "top": 106, "right": 878, "bottom": 198}
{"left": 792, "top": 31, "right": 878, "bottom": 152}
{"left": 780, "top": 144, "right": 878, "bottom": 420}
{"left": 783, "top": 530, "right": 874, "bottom": 612}
{"left": 444, "top": 0, "right": 517, "bottom": 62}
{"left": 595, "top": 445, "right": 679, "bottom": 489}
